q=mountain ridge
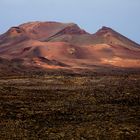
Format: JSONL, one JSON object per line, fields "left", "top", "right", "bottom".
{"left": 0, "top": 21, "right": 140, "bottom": 74}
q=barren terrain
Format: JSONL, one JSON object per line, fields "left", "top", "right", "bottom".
{"left": 0, "top": 74, "right": 140, "bottom": 140}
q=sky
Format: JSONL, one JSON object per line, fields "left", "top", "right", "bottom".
{"left": 0, "top": 0, "right": 140, "bottom": 43}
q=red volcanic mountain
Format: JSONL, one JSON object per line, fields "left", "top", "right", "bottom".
{"left": 0, "top": 21, "right": 140, "bottom": 74}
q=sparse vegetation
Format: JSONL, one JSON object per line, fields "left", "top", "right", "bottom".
{"left": 0, "top": 74, "right": 140, "bottom": 140}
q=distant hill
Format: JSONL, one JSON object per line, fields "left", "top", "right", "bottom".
{"left": 0, "top": 21, "right": 140, "bottom": 74}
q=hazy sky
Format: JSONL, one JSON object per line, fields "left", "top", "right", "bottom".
{"left": 0, "top": 0, "right": 140, "bottom": 43}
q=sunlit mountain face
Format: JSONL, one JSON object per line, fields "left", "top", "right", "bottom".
{"left": 0, "top": 21, "right": 140, "bottom": 74}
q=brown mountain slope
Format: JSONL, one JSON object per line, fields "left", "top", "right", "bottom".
{"left": 0, "top": 21, "right": 140, "bottom": 73}
{"left": 92, "top": 26, "right": 140, "bottom": 50}
{"left": 19, "top": 21, "right": 87, "bottom": 40}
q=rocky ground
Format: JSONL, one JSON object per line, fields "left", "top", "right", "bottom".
{"left": 0, "top": 74, "right": 140, "bottom": 140}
